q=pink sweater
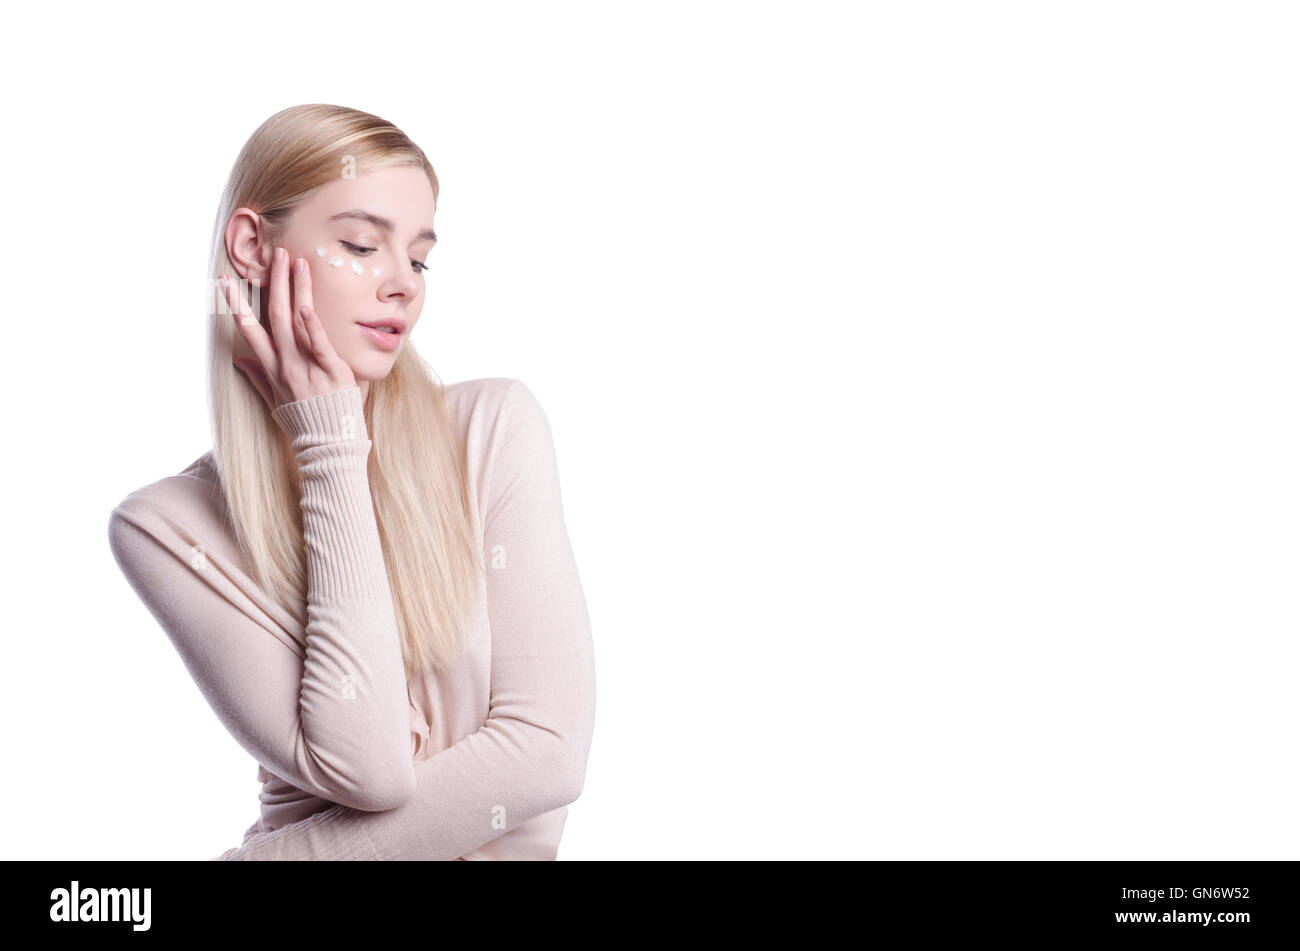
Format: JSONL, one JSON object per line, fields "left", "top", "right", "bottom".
{"left": 107, "top": 378, "right": 596, "bottom": 860}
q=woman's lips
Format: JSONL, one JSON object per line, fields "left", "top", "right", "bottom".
{"left": 357, "top": 323, "right": 402, "bottom": 351}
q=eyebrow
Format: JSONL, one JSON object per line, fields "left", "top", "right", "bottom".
{"left": 327, "top": 209, "right": 437, "bottom": 244}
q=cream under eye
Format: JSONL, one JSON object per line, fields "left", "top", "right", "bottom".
{"left": 342, "top": 240, "right": 429, "bottom": 274}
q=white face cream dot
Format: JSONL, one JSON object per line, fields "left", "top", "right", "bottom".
{"left": 372, "top": 267, "right": 381, "bottom": 277}
{"left": 351, "top": 260, "right": 364, "bottom": 275}
{"left": 315, "top": 246, "right": 326, "bottom": 257}
{"left": 328, "top": 257, "right": 343, "bottom": 268}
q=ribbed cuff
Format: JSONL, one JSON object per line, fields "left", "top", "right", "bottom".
{"left": 218, "top": 805, "right": 384, "bottom": 860}
{"left": 271, "top": 387, "right": 369, "bottom": 446}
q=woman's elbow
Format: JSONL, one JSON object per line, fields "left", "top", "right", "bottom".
{"left": 553, "top": 762, "right": 586, "bottom": 808}
{"left": 549, "top": 733, "right": 592, "bottom": 807}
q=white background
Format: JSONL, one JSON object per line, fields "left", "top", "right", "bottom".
{"left": 2, "top": 0, "right": 1297, "bottom": 859}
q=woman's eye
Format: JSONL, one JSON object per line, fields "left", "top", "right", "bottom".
{"left": 342, "top": 241, "right": 427, "bottom": 274}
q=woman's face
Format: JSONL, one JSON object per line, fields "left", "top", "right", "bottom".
{"left": 256, "top": 164, "right": 436, "bottom": 383}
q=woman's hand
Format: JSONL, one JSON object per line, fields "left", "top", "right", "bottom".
{"left": 219, "top": 245, "right": 357, "bottom": 411}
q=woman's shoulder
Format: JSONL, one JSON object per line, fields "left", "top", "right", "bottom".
{"left": 439, "top": 377, "right": 557, "bottom": 499}
{"left": 441, "top": 377, "right": 548, "bottom": 438}
{"left": 441, "top": 376, "right": 527, "bottom": 414}
{"left": 107, "top": 452, "right": 227, "bottom": 551}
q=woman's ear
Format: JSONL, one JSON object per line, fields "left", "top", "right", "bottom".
{"left": 225, "top": 208, "right": 273, "bottom": 289}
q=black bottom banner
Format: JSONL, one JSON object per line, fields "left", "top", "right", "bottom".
{"left": 7, "top": 859, "right": 1290, "bottom": 942}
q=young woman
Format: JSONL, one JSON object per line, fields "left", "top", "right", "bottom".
{"left": 107, "top": 104, "right": 596, "bottom": 860}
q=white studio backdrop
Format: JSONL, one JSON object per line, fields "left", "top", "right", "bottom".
{"left": 1, "top": 0, "right": 1297, "bottom": 859}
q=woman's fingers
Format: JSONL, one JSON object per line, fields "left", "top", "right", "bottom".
{"left": 291, "top": 256, "right": 314, "bottom": 355}
{"left": 267, "top": 246, "right": 298, "bottom": 374}
{"left": 233, "top": 357, "right": 274, "bottom": 410}
{"left": 220, "top": 274, "right": 280, "bottom": 387}
{"left": 223, "top": 246, "right": 358, "bottom": 408}
{"left": 282, "top": 249, "right": 355, "bottom": 388}
{"left": 299, "top": 303, "right": 353, "bottom": 381}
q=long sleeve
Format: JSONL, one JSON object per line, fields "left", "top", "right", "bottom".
{"left": 218, "top": 379, "right": 597, "bottom": 860}
{"left": 108, "top": 385, "right": 415, "bottom": 814}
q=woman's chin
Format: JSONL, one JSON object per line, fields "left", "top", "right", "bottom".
{"left": 344, "top": 352, "right": 400, "bottom": 382}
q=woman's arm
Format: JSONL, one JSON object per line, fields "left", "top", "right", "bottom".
{"left": 218, "top": 380, "right": 597, "bottom": 860}
{"left": 108, "top": 386, "right": 415, "bottom": 813}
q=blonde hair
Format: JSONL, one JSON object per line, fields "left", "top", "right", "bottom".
{"left": 205, "top": 103, "right": 482, "bottom": 678}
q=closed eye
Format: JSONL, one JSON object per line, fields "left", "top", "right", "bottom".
{"left": 343, "top": 241, "right": 429, "bottom": 274}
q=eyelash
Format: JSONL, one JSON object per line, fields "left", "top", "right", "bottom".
{"left": 340, "top": 241, "right": 429, "bottom": 273}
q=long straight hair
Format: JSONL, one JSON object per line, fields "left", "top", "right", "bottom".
{"left": 205, "top": 103, "right": 482, "bottom": 678}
